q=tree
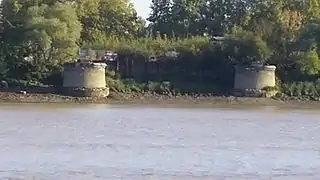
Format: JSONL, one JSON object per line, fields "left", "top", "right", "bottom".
{"left": 0, "top": 0, "right": 36, "bottom": 79}
{"left": 25, "top": 2, "right": 81, "bottom": 65}
{"left": 291, "top": 19, "right": 320, "bottom": 76}
{"left": 170, "top": 0, "right": 205, "bottom": 37}
{"left": 76, "top": 0, "right": 142, "bottom": 42}
{"left": 0, "top": 3, "right": 8, "bottom": 78}
{"left": 295, "top": 49, "right": 320, "bottom": 76}
{"left": 148, "top": 0, "right": 174, "bottom": 36}
{"left": 198, "top": 0, "right": 258, "bottom": 36}
{"left": 224, "top": 31, "right": 272, "bottom": 66}
{"left": 305, "top": 0, "right": 320, "bottom": 21}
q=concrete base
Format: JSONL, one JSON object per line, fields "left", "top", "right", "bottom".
{"left": 62, "top": 87, "right": 110, "bottom": 97}
{"left": 232, "top": 89, "right": 278, "bottom": 98}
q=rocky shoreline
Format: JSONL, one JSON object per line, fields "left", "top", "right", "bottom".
{"left": 0, "top": 91, "right": 320, "bottom": 108}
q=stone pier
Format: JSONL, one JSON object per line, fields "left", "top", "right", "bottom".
{"left": 233, "top": 65, "right": 277, "bottom": 97}
{"left": 62, "top": 62, "right": 109, "bottom": 97}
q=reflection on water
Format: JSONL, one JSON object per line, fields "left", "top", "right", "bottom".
{"left": 0, "top": 104, "right": 319, "bottom": 179}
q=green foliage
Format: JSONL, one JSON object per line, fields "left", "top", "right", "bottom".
{"left": 281, "top": 82, "right": 320, "bottom": 100}
{"left": 147, "top": 0, "right": 173, "bottom": 36}
{"left": 148, "top": 0, "right": 256, "bottom": 37}
{"left": 106, "top": 77, "right": 174, "bottom": 95}
{"left": 223, "top": 31, "right": 272, "bottom": 65}
{"left": 84, "top": 35, "right": 212, "bottom": 57}
{"left": 76, "top": 0, "right": 144, "bottom": 42}
{"left": 294, "top": 49, "right": 320, "bottom": 76}
{"left": 0, "top": 58, "right": 8, "bottom": 79}
{"left": 25, "top": 2, "right": 81, "bottom": 65}
{"left": 1, "top": 0, "right": 81, "bottom": 82}
{"left": 106, "top": 77, "right": 223, "bottom": 96}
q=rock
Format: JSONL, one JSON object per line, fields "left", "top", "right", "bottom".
{"left": 19, "top": 90, "right": 27, "bottom": 95}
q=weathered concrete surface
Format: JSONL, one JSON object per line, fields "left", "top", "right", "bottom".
{"left": 63, "top": 62, "right": 108, "bottom": 97}
{"left": 234, "top": 65, "right": 276, "bottom": 90}
{"left": 63, "top": 62, "right": 107, "bottom": 88}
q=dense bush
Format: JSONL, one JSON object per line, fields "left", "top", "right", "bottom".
{"left": 106, "top": 77, "right": 227, "bottom": 96}
{"left": 281, "top": 82, "right": 320, "bottom": 100}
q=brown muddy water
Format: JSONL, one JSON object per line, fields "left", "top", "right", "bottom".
{"left": 0, "top": 104, "right": 319, "bottom": 180}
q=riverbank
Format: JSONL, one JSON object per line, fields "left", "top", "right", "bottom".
{"left": 1, "top": 91, "right": 320, "bottom": 108}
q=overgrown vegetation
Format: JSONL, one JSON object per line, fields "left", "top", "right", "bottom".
{"left": 106, "top": 77, "right": 226, "bottom": 96}
{"left": 279, "top": 82, "right": 320, "bottom": 100}
{"left": 0, "top": 0, "right": 320, "bottom": 99}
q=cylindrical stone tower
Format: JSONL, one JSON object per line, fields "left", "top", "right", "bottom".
{"left": 63, "top": 62, "right": 109, "bottom": 97}
{"left": 234, "top": 65, "right": 276, "bottom": 90}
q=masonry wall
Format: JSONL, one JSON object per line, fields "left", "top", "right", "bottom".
{"left": 234, "top": 65, "right": 276, "bottom": 90}
{"left": 62, "top": 62, "right": 108, "bottom": 97}
{"left": 63, "top": 63, "right": 106, "bottom": 88}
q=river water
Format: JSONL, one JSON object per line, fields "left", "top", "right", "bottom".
{"left": 0, "top": 104, "right": 319, "bottom": 180}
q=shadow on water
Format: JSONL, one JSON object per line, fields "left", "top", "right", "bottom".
{"left": 0, "top": 102, "right": 319, "bottom": 115}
